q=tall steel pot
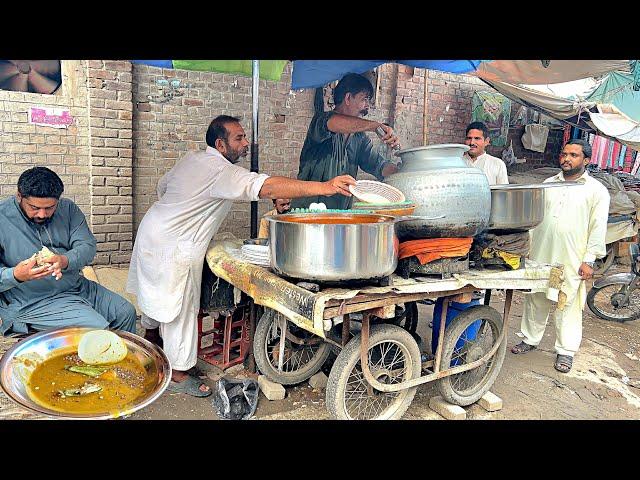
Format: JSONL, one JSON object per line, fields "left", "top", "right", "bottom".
{"left": 385, "top": 144, "right": 491, "bottom": 240}
{"left": 268, "top": 213, "right": 398, "bottom": 282}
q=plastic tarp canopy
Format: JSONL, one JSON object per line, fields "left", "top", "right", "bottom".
{"left": 586, "top": 71, "right": 640, "bottom": 122}
{"left": 589, "top": 104, "right": 640, "bottom": 151}
{"left": 474, "top": 60, "right": 631, "bottom": 85}
{"left": 481, "top": 69, "right": 640, "bottom": 152}
{"left": 481, "top": 78, "right": 595, "bottom": 122}
{"left": 290, "top": 60, "right": 483, "bottom": 89}
{"left": 131, "top": 60, "right": 288, "bottom": 81}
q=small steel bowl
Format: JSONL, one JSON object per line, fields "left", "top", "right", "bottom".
{"left": 0, "top": 327, "right": 171, "bottom": 420}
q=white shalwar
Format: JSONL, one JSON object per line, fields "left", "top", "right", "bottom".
{"left": 520, "top": 170, "right": 610, "bottom": 356}
{"left": 463, "top": 152, "right": 509, "bottom": 185}
{"left": 127, "top": 147, "right": 269, "bottom": 370}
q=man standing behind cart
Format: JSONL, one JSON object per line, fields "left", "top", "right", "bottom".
{"left": 463, "top": 121, "right": 508, "bottom": 185}
{"left": 258, "top": 198, "right": 291, "bottom": 239}
{"left": 510, "top": 139, "right": 609, "bottom": 373}
{"left": 127, "top": 115, "right": 356, "bottom": 397}
{"left": 291, "top": 73, "right": 401, "bottom": 210}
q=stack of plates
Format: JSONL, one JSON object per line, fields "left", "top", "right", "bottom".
{"left": 240, "top": 244, "right": 271, "bottom": 267}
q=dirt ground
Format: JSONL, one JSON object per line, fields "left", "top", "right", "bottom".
{"left": 2, "top": 263, "right": 640, "bottom": 421}
{"left": 128, "top": 271, "right": 640, "bottom": 421}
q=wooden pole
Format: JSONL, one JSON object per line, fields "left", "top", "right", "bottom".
{"left": 422, "top": 69, "right": 429, "bottom": 145}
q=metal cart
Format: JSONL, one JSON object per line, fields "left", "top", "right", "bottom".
{"left": 206, "top": 239, "right": 563, "bottom": 420}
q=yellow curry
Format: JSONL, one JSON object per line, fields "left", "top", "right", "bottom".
{"left": 27, "top": 349, "right": 156, "bottom": 415}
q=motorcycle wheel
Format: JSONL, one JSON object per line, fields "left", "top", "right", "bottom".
{"left": 587, "top": 281, "right": 640, "bottom": 322}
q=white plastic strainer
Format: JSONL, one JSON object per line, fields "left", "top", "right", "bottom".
{"left": 348, "top": 180, "right": 405, "bottom": 204}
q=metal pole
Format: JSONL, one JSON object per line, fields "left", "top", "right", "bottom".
{"left": 247, "top": 60, "right": 260, "bottom": 372}
{"left": 250, "top": 60, "right": 260, "bottom": 238}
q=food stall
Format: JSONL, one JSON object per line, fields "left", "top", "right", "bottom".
{"left": 203, "top": 142, "right": 568, "bottom": 420}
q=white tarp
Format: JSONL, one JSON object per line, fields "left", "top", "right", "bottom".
{"left": 482, "top": 78, "right": 594, "bottom": 120}
{"left": 482, "top": 79, "right": 640, "bottom": 152}
{"left": 588, "top": 104, "right": 640, "bottom": 151}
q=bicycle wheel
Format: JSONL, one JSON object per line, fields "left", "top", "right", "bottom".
{"left": 326, "top": 324, "right": 421, "bottom": 420}
{"left": 437, "top": 305, "right": 506, "bottom": 406}
{"left": 253, "top": 309, "right": 331, "bottom": 385}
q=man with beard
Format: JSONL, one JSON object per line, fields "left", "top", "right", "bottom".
{"left": 258, "top": 198, "right": 291, "bottom": 239}
{"left": 463, "top": 121, "right": 508, "bottom": 185}
{"left": 0, "top": 167, "right": 137, "bottom": 336}
{"left": 510, "top": 139, "right": 609, "bottom": 373}
{"left": 291, "top": 73, "right": 401, "bottom": 210}
{"left": 127, "top": 115, "right": 355, "bottom": 396}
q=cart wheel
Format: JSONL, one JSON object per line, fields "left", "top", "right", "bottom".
{"left": 437, "top": 305, "right": 506, "bottom": 406}
{"left": 326, "top": 324, "right": 421, "bottom": 420}
{"left": 253, "top": 309, "right": 331, "bottom": 385}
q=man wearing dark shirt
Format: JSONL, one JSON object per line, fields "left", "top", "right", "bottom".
{"left": 292, "top": 73, "right": 401, "bottom": 210}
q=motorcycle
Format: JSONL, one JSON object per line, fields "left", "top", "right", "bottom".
{"left": 587, "top": 243, "right": 640, "bottom": 322}
{"left": 592, "top": 214, "right": 637, "bottom": 276}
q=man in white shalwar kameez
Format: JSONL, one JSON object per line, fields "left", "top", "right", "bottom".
{"left": 127, "top": 115, "right": 356, "bottom": 396}
{"left": 510, "top": 139, "right": 609, "bottom": 373}
{"left": 463, "top": 121, "right": 509, "bottom": 185}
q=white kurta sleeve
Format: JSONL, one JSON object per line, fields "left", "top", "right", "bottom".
{"left": 583, "top": 185, "right": 610, "bottom": 262}
{"left": 157, "top": 170, "right": 170, "bottom": 199}
{"left": 496, "top": 161, "right": 509, "bottom": 185}
{"left": 211, "top": 163, "right": 270, "bottom": 202}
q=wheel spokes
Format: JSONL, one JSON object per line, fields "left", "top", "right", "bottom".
{"left": 344, "top": 341, "right": 409, "bottom": 419}
{"left": 447, "top": 319, "right": 498, "bottom": 394}
{"left": 265, "top": 316, "right": 321, "bottom": 373}
{"left": 592, "top": 285, "right": 640, "bottom": 320}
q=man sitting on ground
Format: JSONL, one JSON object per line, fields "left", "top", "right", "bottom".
{"left": 0, "top": 167, "right": 137, "bottom": 336}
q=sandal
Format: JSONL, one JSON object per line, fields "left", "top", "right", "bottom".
{"left": 510, "top": 341, "right": 537, "bottom": 354}
{"left": 167, "top": 375, "right": 212, "bottom": 397}
{"left": 554, "top": 354, "right": 573, "bottom": 373}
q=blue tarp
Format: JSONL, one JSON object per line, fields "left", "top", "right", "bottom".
{"left": 291, "top": 60, "right": 484, "bottom": 89}
{"left": 131, "top": 60, "right": 173, "bottom": 69}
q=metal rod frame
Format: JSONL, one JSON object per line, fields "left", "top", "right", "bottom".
{"left": 357, "top": 290, "right": 514, "bottom": 393}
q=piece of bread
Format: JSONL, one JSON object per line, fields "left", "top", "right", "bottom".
{"left": 33, "top": 245, "right": 55, "bottom": 266}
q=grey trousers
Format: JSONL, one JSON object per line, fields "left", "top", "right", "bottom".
{"left": 5, "top": 280, "right": 137, "bottom": 335}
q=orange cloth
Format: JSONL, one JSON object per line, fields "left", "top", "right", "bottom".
{"left": 398, "top": 237, "right": 473, "bottom": 265}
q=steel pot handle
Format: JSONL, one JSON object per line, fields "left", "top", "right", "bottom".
{"left": 393, "top": 214, "right": 445, "bottom": 222}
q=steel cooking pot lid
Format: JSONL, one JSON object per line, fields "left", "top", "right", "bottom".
{"left": 395, "top": 143, "right": 470, "bottom": 155}
{"left": 490, "top": 181, "right": 581, "bottom": 190}
{"left": 353, "top": 200, "right": 415, "bottom": 208}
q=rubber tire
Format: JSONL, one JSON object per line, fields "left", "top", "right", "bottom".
{"left": 587, "top": 282, "right": 640, "bottom": 323}
{"left": 326, "top": 324, "right": 421, "bottom": 420}
{"left": 437, "top": 305, "right": 506, "bottom": 406}
{"left": 592, "top": 243, "right": 616, "bottom": 276}
{"left": 253, "top": 309, "right": 331, "bottom": 385}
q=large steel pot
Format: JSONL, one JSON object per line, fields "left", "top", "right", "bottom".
{"left": 385, "top": 144, "right": 491, "bottom": 240}
{"left": 488, "top": 182, "right": 582, "bottom": 231}
{"left": 488, "top": 184, "right": 545, "bottom": 231}
{"left": 268, "top": 213, "right": 398, "bottom": 282}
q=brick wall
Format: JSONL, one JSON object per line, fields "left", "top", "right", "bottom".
{"left": 486, "top": 101, "right": 564, "bottom": 171}
{"left": 131, "top": 62, "right": 316, "bottom": 239}
{"left": 0, "top": 60, "right": 91, "bottom": 213}
{"left": 87, "top": 60, "right": 134, "bottom": 265}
